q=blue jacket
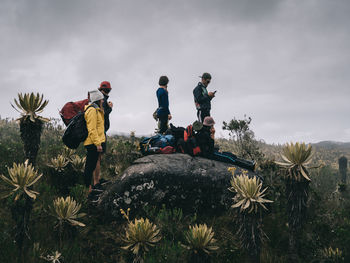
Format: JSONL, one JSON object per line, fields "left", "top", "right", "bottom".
{"left": 156, "top": 88, "right": 170, "bottom": 117}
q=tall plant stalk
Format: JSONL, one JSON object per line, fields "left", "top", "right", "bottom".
{"left": 228, "top": 168, "right": 272, "bottom": 263}
{"left": 0, "top": 161, "right": 42, "bottom": 262}
{"left": 275, "top": 142, "right": 314, "bottom": 262}
{"left": 11, "top": 92, "right": 49, "bottom": 166}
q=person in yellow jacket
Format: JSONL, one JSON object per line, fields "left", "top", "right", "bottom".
{"left": 83, "top": 90, "right": 106, "bottom": 191}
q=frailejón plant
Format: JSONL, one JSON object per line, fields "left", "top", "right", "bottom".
{"left": 228, "top": 168, "right": 272, "bottom": 262}
{"left": 275, "top": 142, "right": 313, "bottom": 181}
{"left": 122, "top": 217, "right": 161, "bottom": 263}
{"left": 48, "top": 155, "right": 69, "bottom": 172}
{"left": 11, "top": 92, "right": 49, "bottom": 165}
{"left": 70, "top": 155, "right": 86, "bottom": 172}
{"left": 52, "top": 196, "right": 86, "bottom": 227}
{"left": 183, "top": 223, "right": 219, "bottom": 254}
{"left": 275, "top": 142, "right": 314, "bottom": 261}
{"left": 0, "top": 160, "right": 42, "bottom": 200}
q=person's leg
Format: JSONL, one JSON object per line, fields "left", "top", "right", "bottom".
{"left": 83, "top": 145, "right": 99, "bottom": 189}
{"left": 214, "top": 151, "right": 255, "bottom": 171}
{"left": 93, "top": 154, "right": 101, "bottom": 186}
{"left": 158, "top": 115, "right": 168, "bottom": 134}
{"left": 200, "top": 109, "right": 210, "bottom": 123}
{"left": 197, "top": 109, "right": 201, "bottom": 122}
{"left": 92, "top": 142, "right": 106, "bottom": 186}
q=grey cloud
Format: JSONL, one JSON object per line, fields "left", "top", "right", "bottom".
{"left": 1, "top": 0, "right": 350, "bottom": 143}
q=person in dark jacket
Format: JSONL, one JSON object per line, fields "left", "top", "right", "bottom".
{"left": 195, "top": 116, "right": 256, "bottom": 171}
{"left": 98, "top": 81, "right": 113, "bottom": 132}
{"left": 91, "top": 81, "right": 113, "bottom": 192}
{"left": 193, "top": 72, "right": 215, "bottom": 122}
{"left": 156, "top": 76, "right": 172, "bottom": 134}
{"left": 195, "top": 116, "right": 216, "bottom": 157}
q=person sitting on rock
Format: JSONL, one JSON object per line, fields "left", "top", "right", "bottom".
{"left": 194, "top": 117, "right": 215, "bottom": 157}
{"left": 195, "top": 116, "right": 256, "bottom": 171}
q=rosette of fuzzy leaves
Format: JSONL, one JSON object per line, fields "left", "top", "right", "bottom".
{"left": 48, "top": 155, "right": 69, "bottom": 172}
{"left": 70, "top": 155, "right": 86, "bottom": 172}
{"left": 51, "top": 196, "right": 86, "bottom": 227}
{"left": 229, "top": 174, "right": 272, "bottom": 213}
{"left": 183, "top": 224, "right": 219, "bottom": 255}
{"left": 122, "top": 218, "right": 161, "bottom": 259}
{"left": 275, "top": 142, "right": 313, "bottom": 181}
{"left": 0, "top": 160, "right": 42, "bottom": 200}
{"left": 11, "top": 92, "right": 49, "bottom": 123}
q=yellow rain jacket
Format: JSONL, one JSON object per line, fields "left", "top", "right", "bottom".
{"left": 84, "top": 104, "right": 106, "bottom": 146}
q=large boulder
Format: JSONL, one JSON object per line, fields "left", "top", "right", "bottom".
{"left": 98, "top": 153, "right": 258, "bottom": 220}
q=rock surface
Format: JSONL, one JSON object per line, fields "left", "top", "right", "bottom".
{"left": 98, "top": 153, "right": 258, "bottom": 220}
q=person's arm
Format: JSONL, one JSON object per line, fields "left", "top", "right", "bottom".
{"left": 103, "top": 96, "right": 112, "bottom": 115}
{"left": 85, "top": 107, "right": 101, "bottom": 147}
{"left": 165, "top": 91, "right": 170, "bottom": 115}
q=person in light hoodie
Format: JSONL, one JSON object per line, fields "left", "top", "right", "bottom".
{"left": 83, "top": 89, "right": 106, "bottom": 193}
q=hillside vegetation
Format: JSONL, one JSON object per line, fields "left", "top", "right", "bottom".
{"left": 0, "top": 116, "right": 350, "bottom": 263}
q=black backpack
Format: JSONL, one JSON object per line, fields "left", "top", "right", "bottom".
{"left": 62, "top": 105, "right": 94, "bottom": 149}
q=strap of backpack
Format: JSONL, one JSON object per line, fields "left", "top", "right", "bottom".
{"left": 84, "top": 104, "right": 94, "bottom": 112}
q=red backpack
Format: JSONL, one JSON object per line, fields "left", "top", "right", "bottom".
{"left": 159, "top": 146, "right": 176, "bottom": 154}
{"left": 184, "top": 125, "right": 201, "bottom": 156}
{"left": 59, "top": 99, "right": 89, "bottom": 126}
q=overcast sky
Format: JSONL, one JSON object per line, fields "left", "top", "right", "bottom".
{"left": 1, "top": 0, "right": 349, "bottom": 144}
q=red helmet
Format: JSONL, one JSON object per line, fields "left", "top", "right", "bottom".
{"left": 99, "top": 81, "right": 111, "bottom": 90}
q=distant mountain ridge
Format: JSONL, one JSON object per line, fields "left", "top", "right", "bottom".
{"left": 312, "top": 141, "right": 350, "bottom": 150}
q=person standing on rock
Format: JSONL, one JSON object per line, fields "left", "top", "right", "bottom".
{"left": 156, "top": 76, "right": 172, "bottom": 134}
{"left": 83, "top": 90, "right": 106, "bottom": 192}
{"left": 193, "top": 72, "right": 216, "bottom": 123}
{"left": 93, "top": 81, "right": 113, "bottom": 188}
{"left": 99, "top": 81, "right": 113, "bottom": 133}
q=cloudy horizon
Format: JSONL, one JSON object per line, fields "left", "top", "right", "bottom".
{"left": 1, "top": 0, "right": 349, "bottom": 144}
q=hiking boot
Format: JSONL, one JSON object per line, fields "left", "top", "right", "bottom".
{"left": 91, "top": 184, "right": 103, "bottom": 193}
{"left": 87, "top": 192, "right": 98, "bottom": 201}
{"left": 99, "top": 178, "right": 111, "bottom": 186}
{"left": 93, "top": 183, "right": 103, "bottom": 189}
{"left": 235, "top": 158, "right": 256, "bottom": 172}
{"left": 90, "top": 196, "right": 102, "bottom": 204}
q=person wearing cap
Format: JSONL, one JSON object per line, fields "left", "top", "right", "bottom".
{"left": 194, "top": 116, "right": 216, "bottom": 157}
{"left": 93, "top": 81, "right": 114, "bottom": 189}
{"left": 83, "top": 90, "right": 106, "bottom": 192}
{"left": 98, "top": 81, "right": 113, "bottom": 132}
{"left": 196, "top": 116, "right": 256, "bottom": 171}
{"left": 156, "top": 76, "right": 172, "bottom": 134}
{"left": 193, "top": 73, "right": 215, "bottom": 123}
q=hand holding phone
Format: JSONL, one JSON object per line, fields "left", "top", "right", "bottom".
{"left": 209, "top": 91, "right": 216, "bottom": 98}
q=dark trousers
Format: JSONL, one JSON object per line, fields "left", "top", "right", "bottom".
{"left": 212, "top": 151, "right": 256, "bottom": 172}
{"left": 158, "top": 115, "right": 168, "bottom": 134}
{"left": 83, "top": 143, "right": 105, "bottom": 187}
{"left": 197, "top": 108, "right": 210, "bottom": 123}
